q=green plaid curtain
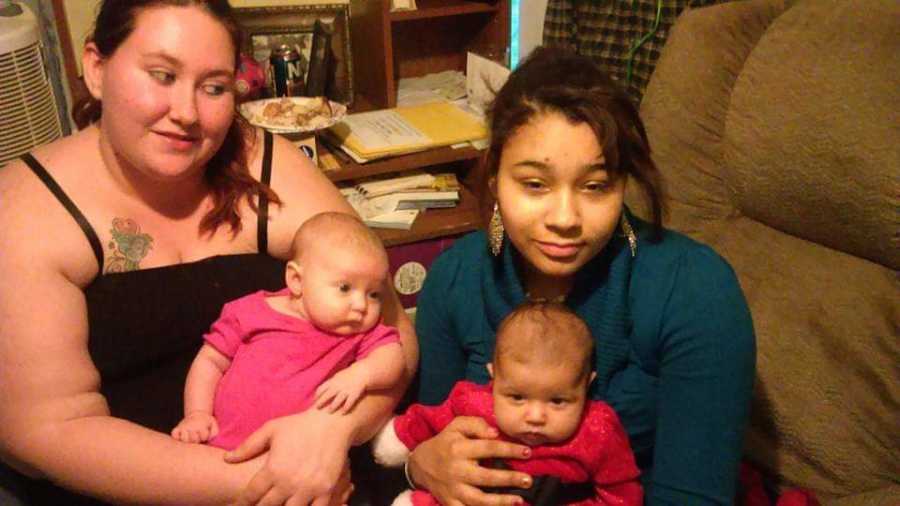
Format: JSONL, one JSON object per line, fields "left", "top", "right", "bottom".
{"left": 543, "top": 0, "right": 726, "bottom": 104}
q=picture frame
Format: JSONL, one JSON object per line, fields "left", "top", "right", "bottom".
{"left": 233, "top": 4, "right": 353, "bottom": 105}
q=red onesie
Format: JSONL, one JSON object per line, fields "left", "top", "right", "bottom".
{"left": 391, "top": 381, "right": 643, "bottom": 506}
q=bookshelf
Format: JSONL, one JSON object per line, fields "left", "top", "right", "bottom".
{"left": 350, "top": 0, "right": 510, "bottom": 110}
{"left": 389, "top": 0, "right": 502, "bottom": 22}
{"left": 337, "top": 0, "right": 508, "bottom": 246}
{"left": 322, "top": 143, "right": 483, "bottom": 184}
{"left": 373, "top": 184, "right": 481, "bottom": 247}
{"left": 319, "top": 141, "right": 483, "bottom": 246}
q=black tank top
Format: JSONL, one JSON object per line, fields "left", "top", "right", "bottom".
{"left": 3, "top": 131, "right": 286, "bottom": 505}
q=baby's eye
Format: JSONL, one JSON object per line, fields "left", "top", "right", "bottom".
{"left": 509, "top": 394, "right": 524, "bottom": 402}
{"left": 149, "top": 70, "right": 175, "bottom": 84}
{"left": 551, "top": 397, "right": 568, "bottom": 406}
{"left": 368, "top": 291, "right": 381, "bottom": 300}
{"left": 338, "top": 283, "right": 351, "bottom": 292}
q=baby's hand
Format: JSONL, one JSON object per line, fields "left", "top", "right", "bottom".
{"left": 314, "top": 367, "right": 367, "bottom": 415}
{"left": 171, "top": 412, "right": 219, "bottom": 444}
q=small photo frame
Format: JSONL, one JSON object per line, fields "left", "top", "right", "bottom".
{"left": 234, "top": 4, "right": 353, "bottom": 105}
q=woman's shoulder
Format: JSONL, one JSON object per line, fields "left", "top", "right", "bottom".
{"left": 629, "top": 221, "right": 748, "bottom": 326}
{"left": 1, "top": 129, "right": 96, "bottom": 183}
{"left": 253, "top": 128, "right": 355, "bottom": 259}
{"left": 630, "top": 221, "right": 752, "bottom": 341}
{"left": 633, "top": 221, "right": 738, "bottom": 285}
{"left": 0, "top": 131, "right": 102, "bottom": 286}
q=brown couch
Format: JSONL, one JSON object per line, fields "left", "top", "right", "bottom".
{"left": 629, "top": 0, "right": 899, "bottom": 504}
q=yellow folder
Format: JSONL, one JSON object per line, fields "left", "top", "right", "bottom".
{"left": 328, "top": 101, "right": 487, "bottom": 159}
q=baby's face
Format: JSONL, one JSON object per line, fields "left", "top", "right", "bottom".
{"left": 491, "top": 357, "right": 589, "bottom": 446}
{"left": 298, "top": 245, "right": 387, "bottom": 335}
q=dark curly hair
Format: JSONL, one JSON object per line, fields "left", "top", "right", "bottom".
{"left": 478, "top": 46, "right": 665, "bottom": 238}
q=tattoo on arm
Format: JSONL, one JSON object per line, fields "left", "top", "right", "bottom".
{"left": 105, "top": 218, "right": 154, "bottom": 273}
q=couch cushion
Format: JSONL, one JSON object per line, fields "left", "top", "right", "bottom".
{"left": 723, "top": 0, "right": 899, "bottom": 271}
{"left": 637, "top": 0, "right": 900, "bottom": 503}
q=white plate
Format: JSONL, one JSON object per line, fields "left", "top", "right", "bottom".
{"left": 239, "top": 97, "right": 347, "bottom": 134}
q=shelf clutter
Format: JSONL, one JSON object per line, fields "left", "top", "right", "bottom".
{"left": 308, "top": 0, "right": 510, "bottom": 246}
{"left": 326, "top": 100, "right": 487, "bottom": 163}
{"left": 321, "top": 57, "right": 507, "bottom": 235}
{"left": 341, "top": 171, "right": 461, "bottom": 230}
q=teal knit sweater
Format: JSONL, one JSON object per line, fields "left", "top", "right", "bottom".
{"left": 414, "top": 222, "right": 755, "bottom": 505}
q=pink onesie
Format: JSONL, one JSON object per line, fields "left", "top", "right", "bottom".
{"left": 205, "top": 289, "right": 399, "bottom": 450}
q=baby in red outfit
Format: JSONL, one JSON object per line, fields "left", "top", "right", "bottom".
{"left": 374, "top": 301, "right": 643, "bottom": 506}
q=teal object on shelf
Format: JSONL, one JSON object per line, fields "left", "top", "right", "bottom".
{"left": 510, "top": 0, "right": 520, "bottom": 69}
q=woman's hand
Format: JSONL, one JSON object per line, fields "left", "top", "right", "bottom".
{"left": 408, "top": 416, "right": 533, "bottom": 506}
{"left": 226, "top": 409, "right": 353, "bottom": 506}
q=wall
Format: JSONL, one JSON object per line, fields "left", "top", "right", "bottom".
{"left": 518, "top": 0, "right": 547, "bottom": 61}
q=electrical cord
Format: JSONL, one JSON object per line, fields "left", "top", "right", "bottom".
{"left": 624, "top": 0, "right": 663, "bottom": 87}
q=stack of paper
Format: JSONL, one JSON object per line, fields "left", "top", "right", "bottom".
{"left": 327, "top": 101, "right": 487, "bottom": 163}
{"left": 354, "top": 171, "right": 460, "bottom": 197}
{"left": 397, "top": 71, "right": 466, "bottom": 106}
{"left": 341, "top": 172, "right": 461, "bottom": 229}
{"left": 342, "top": 187, "right": 419, "bottom": 229}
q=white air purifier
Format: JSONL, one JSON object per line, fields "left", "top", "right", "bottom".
{"left": 0, "top": 0, "right": 64, "bottom": 167}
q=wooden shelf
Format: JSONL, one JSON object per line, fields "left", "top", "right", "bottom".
{"left": 350, "top": 0, "right": 509, "bottom": 109}
{"left": 315, "top": 140, "right": 483, "bottom": 247}
{"left": 375, "top": 184, "right": 481, "bottom": 247}
{"left": 321, "top": 142, "right": 483, "bottom": 184}
{"left": 390, "top": 0, "right": 500, "bottom": 22}
{"left": 342, "top": 0, "right": 506, "bottom": 245}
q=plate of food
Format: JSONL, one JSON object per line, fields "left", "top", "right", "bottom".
{"left": 239, "top": 96, "right": 347, "bottom": 134}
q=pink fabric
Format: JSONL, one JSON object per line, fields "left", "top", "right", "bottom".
{"left": 395, "top": 382, "right": 643, "bottom": 506}
{"left": 206, "top": 289, "right": 399, "bottom": 450}
{"left": 737, "top": 462, "right": 821, "bottom": 506}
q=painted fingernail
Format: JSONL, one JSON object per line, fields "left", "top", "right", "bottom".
{"left": 522, "top": 447, "right": 531, "bottom": 457}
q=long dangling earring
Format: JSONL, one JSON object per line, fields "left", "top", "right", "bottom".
{"left": 620, "top": 212, "right": 637, "bottom": 258}
{"left": 488, "top": 202, "right": 504, "bottom": 257}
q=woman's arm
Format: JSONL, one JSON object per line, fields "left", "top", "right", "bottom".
{"left": 646, "top": 247, "right": 756, "bottom": 505}
{"left": 0, "top": 170, "right": 259, "bottom": 504}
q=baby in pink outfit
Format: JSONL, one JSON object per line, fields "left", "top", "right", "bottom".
{"left": 172, "top": 212, "right": 405, "bottom": 450}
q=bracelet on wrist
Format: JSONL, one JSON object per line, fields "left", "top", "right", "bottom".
{"left": 403, "top": 460, "right": 418, "bottom": 490}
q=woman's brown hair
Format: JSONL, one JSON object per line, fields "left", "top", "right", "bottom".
{"left": 72, "top": 0, "right": 280, "bottom": 236}
{"left": 478, "top": 46, "right": 666, "bottom": 239}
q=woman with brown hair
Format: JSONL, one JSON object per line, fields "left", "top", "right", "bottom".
{"left": 0, "top": 1, "right": 416, "bottom": 504}
{"left": 406, "top": 46, "right": 755, "bottom": 506}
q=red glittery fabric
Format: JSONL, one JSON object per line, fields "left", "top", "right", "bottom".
{"left": 394, "top": 381, "right": 643, "bottom": 506}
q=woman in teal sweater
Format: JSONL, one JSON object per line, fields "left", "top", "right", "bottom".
{"left": 405, "top": 47, "right": 755, "bottom": 505}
